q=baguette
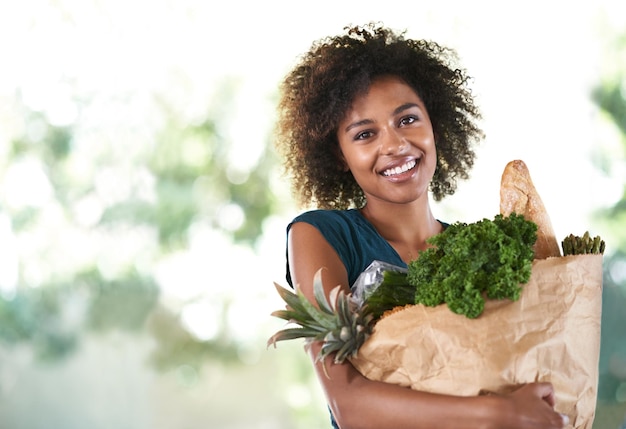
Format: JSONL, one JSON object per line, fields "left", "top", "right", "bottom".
{"left": 499, "top": 160, "right": 561, "bottom": 259}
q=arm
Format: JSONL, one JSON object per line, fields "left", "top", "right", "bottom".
{"left": 288, "top": 221, "right": 567, "bottom": 429}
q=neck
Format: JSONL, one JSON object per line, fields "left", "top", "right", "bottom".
{"left": 360, "top": 198, "right": 443, "bottom": 263}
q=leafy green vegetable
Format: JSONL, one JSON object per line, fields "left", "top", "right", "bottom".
{"left": 367, "top": 213, "right": 537, "bottom": 319}
{"left": 364, "top": 270, "right": 415, "bottom": 319}
{"left": 408, "top": 213, "right": 537, "bottom": 318}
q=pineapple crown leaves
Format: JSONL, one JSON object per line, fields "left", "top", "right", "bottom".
{"left": 267, "top": 269, "right": 374, "bottom": 369}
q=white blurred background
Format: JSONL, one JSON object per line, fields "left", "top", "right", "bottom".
{"left": 0, "top": 1, "right": 625, "bottom": 428}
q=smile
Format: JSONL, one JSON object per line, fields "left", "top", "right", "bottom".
{"left": 381, "top": 159, "right": 417, "bottom": 177}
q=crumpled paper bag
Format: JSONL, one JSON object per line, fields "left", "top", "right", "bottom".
{"left": 350, "top": 254, "right": 603, "bottom": 429}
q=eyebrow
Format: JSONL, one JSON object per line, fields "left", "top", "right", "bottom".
{"left": 394, "top": 102, "right": 420, "bottom": 116}
{"left": 343, "top": 102, "right": 421, "bottom": 133}
{"left": 344, "top": 119, "right": 373, "bottom": 133}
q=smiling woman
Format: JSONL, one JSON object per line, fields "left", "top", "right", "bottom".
{"left": 275, "top": 23, "right": 572, "bottom": 429}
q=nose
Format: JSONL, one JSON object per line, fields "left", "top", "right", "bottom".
{"left": 380, "top": 128, "right": 407, "bottom": 155}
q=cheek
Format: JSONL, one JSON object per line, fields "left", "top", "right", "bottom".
{"left": 344, "top": 149, "right": 375, "bottom": 172}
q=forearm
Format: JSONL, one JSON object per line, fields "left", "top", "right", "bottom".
{"left": 308, "top": 342, "right": 504, "bottom": 429}
{"left": 333, "top": 375, "right": 503, "bottom": 429}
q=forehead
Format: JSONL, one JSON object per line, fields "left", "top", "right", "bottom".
{"left": 343, "top": 76, "right": 424, "bottom": 117}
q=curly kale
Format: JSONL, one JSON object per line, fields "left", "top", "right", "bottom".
{"left": 406, "top": 213, "right": 537, "bottom": 318}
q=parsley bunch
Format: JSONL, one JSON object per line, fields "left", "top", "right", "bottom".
{"left": 366, "top": 213, "right": 537, "bottom": 319}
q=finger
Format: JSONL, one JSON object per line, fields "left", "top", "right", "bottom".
{"left": 542, "top": 390, "right": 556, "bottom": 407}
{"left": 534, "top": 382, "right": 556, "bottom": 407}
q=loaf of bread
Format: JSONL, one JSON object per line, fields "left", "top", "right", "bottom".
{"left": 499, "top": 160, "right": 561, "bottom": 259}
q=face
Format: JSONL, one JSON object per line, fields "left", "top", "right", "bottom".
{"left": 336, "top": 75, "right": 437, "bottom": 206}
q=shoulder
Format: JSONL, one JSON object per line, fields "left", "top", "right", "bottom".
{"left": 288, "top": 209, "right": 366, "bottom": 253}
{"left": 286, "top": 210, "right": 355, "bottom": 289}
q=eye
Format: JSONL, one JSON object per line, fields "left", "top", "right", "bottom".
{"left": 354, "top": 130, "right": 374, "bottom": 141}
{"left": 399, "top": 115, "right": 418, "bottom": 127}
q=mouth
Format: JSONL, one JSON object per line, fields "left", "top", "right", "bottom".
{"left": 381, "top": 159, "right": 418, "bottom": 177}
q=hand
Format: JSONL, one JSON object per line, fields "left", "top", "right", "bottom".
{"left": 502, "top": 383, "right": 569, "bottom": 429}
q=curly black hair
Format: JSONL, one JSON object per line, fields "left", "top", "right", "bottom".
{"left": 275, "top": 23, "right": 484, "bottom": 209}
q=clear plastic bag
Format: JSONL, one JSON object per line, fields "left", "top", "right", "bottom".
{"left": 351, "top": 260, "right": 407, "bottom": 307}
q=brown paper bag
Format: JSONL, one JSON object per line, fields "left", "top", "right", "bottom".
{"left": 350, "top": 254, "right": 603, "bottom": 429}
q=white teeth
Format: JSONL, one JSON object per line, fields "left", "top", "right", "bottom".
{"left": 382, "top": 159, "right": 417, "bottom": 177}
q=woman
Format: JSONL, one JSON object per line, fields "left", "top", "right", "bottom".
{"left": 274, "top": 23, "right": 567, "bottom": 429}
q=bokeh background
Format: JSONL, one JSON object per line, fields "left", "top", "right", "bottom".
{"left": 0, "top": 1, "right": 625, "bottom": 428}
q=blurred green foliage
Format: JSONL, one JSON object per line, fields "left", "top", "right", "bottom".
{"left": 590, "top": 28, "right": 626, "bottom": 428}
{"left": 0, "top": 77, "right": 279, "bottom": 370}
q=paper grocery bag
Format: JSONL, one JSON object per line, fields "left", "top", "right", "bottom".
{"left": 350, "top": 254, "right": 603, "bottom": 429}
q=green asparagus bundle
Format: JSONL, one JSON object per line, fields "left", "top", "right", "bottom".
{"left": 562, "top": 231, "right": 606, "bottom": 255}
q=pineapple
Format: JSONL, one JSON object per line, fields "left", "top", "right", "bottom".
{"left": 267, "top": 269, "right": 374, "bottom": 367}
